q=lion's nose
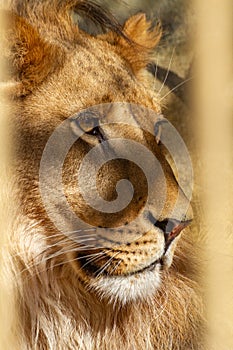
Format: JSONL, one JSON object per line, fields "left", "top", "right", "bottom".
{"left": 147, "top": 212, "right": 192, "bottom": 250}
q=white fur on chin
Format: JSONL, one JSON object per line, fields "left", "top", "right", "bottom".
{"left": 89, "top": 265, "right": 161, "bottom": 305}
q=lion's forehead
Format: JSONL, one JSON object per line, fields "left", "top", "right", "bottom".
{"left": 22, "top": 38, "right": 159, "bottom": 123}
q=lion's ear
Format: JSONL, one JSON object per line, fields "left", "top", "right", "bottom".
{"left": 101, "top": 13, "right": 161, "bottom": 76}
{"left": 122, "top": 13, "right": 161, "bottom": 50}
{"left": 2, "top": 11, "right": 64, "bottom": 97}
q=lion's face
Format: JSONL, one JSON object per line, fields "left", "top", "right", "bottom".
{"left": 9, "top": 5, "right": 193, "bottom": 304}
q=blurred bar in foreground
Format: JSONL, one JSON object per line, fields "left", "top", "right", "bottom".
{"left": 194, "top": 0, "right": 233, "bottom": 348}
{"left": 0, "top": 10, "right": 17, "bottom": 350}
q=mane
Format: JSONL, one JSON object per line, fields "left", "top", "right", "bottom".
{"left": 7, "top": 0, "right": 128, "bottom": 40}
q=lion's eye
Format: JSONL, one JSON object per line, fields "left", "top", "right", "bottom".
{"left": 77, "top": 116, "right": 99, "bottom": 134}
{"left": 70, "top": 113, "right": 105, "bottom": 141}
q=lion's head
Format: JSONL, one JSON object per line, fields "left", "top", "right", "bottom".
{"left": 5, "top": 0, "right": 193, "bottom": 306}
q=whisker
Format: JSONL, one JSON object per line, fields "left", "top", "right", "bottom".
{"left": 44, "top": 236, "right": 96, "bottom": 250}
{"left": 13, "top": 244, "right": 100, "bottom": 279}
{"left": 13, "top": 235, "right": 96, "bottom": 261}
{"left": 159, "top": 76, "right": 193, "bottom": 102}
{"left": 95, "top": 252, "right": 120, "bottom": 278}
{"left": 16, "top": 256, "right": 83, "bottom": 284}
{"left": 157, "top": 47, "right": 176, "bottom": 95}
{"left": 79, "top": 252, "right": 107, "bottom": 271}
{"left": 15, "top": 250, "right": 114, "bottom": 285}
{"left": 8, "top": 237, "right": 94, "bottom": 260}
{"left": 109, "top": 259, "right": 122, "bottom": 275}
{"left": 77, "top": 251, "right": 106, "bottom": 261}
{"left": 39, "top": 229, "right": 96, "bottom": 240}
{"left": 46, "top": 255, "right": 107, "bottom": 274}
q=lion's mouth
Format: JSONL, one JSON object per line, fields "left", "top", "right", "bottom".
{"left": 127, "top": 258, "right": 163, "bottom": 275}
{"left": 79, "top": 255, "right": 163, "bottom": 278}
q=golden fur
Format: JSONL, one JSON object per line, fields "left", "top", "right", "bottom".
{"left": 2, "top": 1, "right": 204, "bottom": 349}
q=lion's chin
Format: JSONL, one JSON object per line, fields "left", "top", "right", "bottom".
{"left": 89, "top": 264, "right": 161, "bottom": 305}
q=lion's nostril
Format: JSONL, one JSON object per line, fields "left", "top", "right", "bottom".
{"left": 147, "top": 212, "right": 192, "bottom": 249}
{"left": 163, "top": 219, "right": 191, "bottom": 249}
{"left": 165, "top": 219, "right": 180, "bottom": 235}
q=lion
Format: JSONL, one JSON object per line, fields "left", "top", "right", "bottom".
{"left": 2, "top": 1, "right": 204, "bottom": 349}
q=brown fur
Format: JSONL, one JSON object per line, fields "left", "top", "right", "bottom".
{"left": 2, "top": 1, "right": 204, "bottom": 349}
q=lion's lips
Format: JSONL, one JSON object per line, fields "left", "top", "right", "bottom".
{"left": 128, "top": 258, "right": 163, "bottom": 275}
{"left": 78, "top": 253, "right": 163, "bottom": 277}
